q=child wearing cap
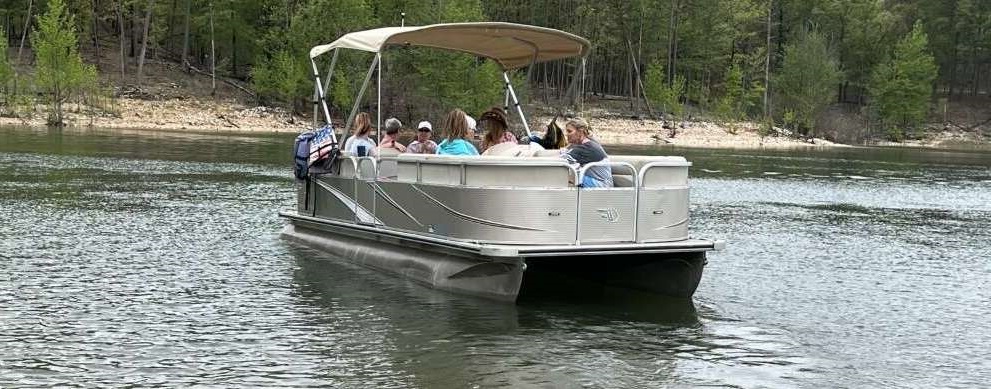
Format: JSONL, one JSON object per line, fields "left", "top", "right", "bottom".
{"left": 406, "top": 120, "right": 438, "bottom": 154}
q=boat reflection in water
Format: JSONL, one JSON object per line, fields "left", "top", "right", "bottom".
{"left": 287, "top": 244, "right": 702, "bottom": 387}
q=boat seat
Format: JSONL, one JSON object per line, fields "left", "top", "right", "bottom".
{"left": 395, "top": 153, "right": 572, "bottom": 187}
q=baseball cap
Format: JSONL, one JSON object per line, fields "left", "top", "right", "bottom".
{"left": 465, "top": 115, "right": 476, "bottom": 131}
{"left": 417, "top": 121, "right": 432, "bottom": 132}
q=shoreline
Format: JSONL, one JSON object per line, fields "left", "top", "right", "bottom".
{"left": 2, "top": 97, "right": 986, "bottom": 151}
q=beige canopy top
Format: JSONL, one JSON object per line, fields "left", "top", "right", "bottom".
{"left": 309, "top": 22, "right": 591, "bottom": 69}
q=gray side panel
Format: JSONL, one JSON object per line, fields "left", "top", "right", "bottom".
{"left": 578, "top": 189, "right": 636, "bottom": 243}
{"left": 378, "top": 182, "right": 578, "bottom": 244}
{"left": 637, "top": 187, "right": 689, "bottom": 242}
{"left": 313, "top": 176, "right": 356, "bottom": 222}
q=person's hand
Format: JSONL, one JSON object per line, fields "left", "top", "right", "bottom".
{"left": 396, "top": 143, "right": 407, "bottom": 152}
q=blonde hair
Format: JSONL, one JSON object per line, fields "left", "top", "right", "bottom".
{"left": 565, "top": 117, "right": 591, "bottom": 137}
{"left": 442, "top": 109, "right": 470, "bottom": 141}
{"left": 352, "top": 112, "right": 373, "bottom": 137}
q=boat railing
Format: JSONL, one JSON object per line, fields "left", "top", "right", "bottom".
{"left": 316, "top": 154, "right": 689, "bottom": 244}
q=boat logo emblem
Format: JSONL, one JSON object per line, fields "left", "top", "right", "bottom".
{"left": 596, "top": 208, "right": 620, "bottom": 222}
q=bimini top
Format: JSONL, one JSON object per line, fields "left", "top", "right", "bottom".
{"left": 308, "top": 22, "right": 591, "bottom": 70}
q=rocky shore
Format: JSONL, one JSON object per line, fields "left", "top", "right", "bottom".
{"left": 2, "top": 96, "right": 985, "bottom": 150}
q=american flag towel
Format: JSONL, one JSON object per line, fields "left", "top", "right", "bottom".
{"left": 308, "top": 126, "right": 337, "bottom": 166}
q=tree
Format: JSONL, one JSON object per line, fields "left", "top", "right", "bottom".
{"left": 868, "top": 21, "right": 938, "bottom": 140}
{"left": 643, "top": 61, "right": 684, "bottom": 116}
{"left": 252, "top": 49, "right": 302, "bottom": 120}
{"left": 774, "top": 28, "right": 841, "bottom": 137}
{"left": 31, "top": 0, "right": 98, "bottom": 126}
{"left": 0, "top": 28, "right": 15, "bottom": 106}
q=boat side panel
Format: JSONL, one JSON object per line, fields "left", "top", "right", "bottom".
{"left": 377, "top": 182, "right": 579, "bottom": 244}
{"left": 578, "top": 189, "right": 636, "bottom": 243}
{"left": 312, "top": 176, "right": 357, "bottom": 222}
{"left": 637, "top": 187, "right": 690, "bottom": 242}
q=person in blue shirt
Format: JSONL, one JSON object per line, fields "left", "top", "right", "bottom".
{"left": 436, "top": 109, "right": 480, "bottom": 156}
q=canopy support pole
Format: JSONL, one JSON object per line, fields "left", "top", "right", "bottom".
{"left": 310, "top": 57, "right": 337, "bottom": 144}
{"left": 503, "top": 72, "right": 531, "bottom": 138}
{"left": 313, "top": 49, "right": 340, "bottom": 130}
{"left": 312, "top": 83, "right": 319, "bottom": 128}
{"left": 504, "top": 88, "right": 510, "bottom": 118}
{"left": 580, "top": 57, "right": 587, "bottom": 115}
{"left": 321, "top": 49, "right": 340, "bottom": 97}
{"left": 345, "top": 54, "right": 381, "bottom": 135}
{"left": 377, "top": 53, "right": 382, "bottom": 144}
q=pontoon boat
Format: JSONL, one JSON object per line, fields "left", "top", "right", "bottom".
{"left": 279, "top": 22, "right": 724, "bottom": 302}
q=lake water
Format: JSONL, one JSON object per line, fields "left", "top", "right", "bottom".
{"left": 2, "top": 126, "right": 989, "bottom": 388}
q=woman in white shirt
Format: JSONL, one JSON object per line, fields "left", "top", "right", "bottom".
{"left": 343, "top": 112, "right": 376, "bottom": 156}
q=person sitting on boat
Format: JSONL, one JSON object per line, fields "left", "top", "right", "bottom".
{"left": 436, "top": 109, "right": 480, "bottom": 156}
{"left": 479, "top": 107, "right": 518, "bottom": 153}
{"left": 343, "top": 112, "right": 376, "bottom": 156}
{"left": 372, "top": 117, "right": 406, "bottom": 156}
{"left": 561, "top": 117, "right": 613, "bottom": 188}
{"left": 406, "top": 121, "right": 438, "bottom": 154}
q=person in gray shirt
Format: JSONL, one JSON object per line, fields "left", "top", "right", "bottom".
{"left": 561, "top": 117, "right": 613, "bottom": 188}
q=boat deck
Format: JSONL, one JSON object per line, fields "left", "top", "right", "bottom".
{"left": 281, "top": 211, "right": 722, "bottom": 259}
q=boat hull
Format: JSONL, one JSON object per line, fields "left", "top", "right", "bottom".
{"left": 281, "top": 212, "right": 709, "bottom": 302}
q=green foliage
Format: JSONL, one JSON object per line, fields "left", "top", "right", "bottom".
{"left": 252, "top": 49, "right": 303, "bottom": 112}
{"left": 0, "top": 29, "right": 14, "bottom": 93}
{"left": 31, "top": 0, "right": 97, "bottom": 126}
{"left": 774, "top": 29, "right": 842, "bottom": 137}
{"left": 715, "top": 64, "right": 744, "bottom": 120}
{"left": 868, "top": 21, "right": 938, "bottom": 140}
{"left": 643, "top": 62, "right": 684, "bottom": 117}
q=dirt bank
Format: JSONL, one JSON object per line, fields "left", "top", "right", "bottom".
{"left": 1, "top": 95, "right": 844, "bottom": 150}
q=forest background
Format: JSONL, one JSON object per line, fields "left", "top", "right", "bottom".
{"left": 0, "top": 0, "right": 989, "bottom": 145}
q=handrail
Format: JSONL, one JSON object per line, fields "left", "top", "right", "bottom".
{"left": 637, "top": 161, "right": 689, "bottom": 188}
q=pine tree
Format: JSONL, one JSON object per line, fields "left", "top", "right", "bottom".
{"left": 774, "top": 28, "right": 842, "bottom": 137}
{"left": 0, "top": 29, "right": 14, "bottom": 94}
{"left": 868, "top": 21, "right": 938, "bottom": 140}
{"left": 31, "top": 0, "right": 98, "bottom": 126}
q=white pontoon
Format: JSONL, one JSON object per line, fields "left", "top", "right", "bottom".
{"left": 279, "top": 22, "right": 724, "bottom": 302}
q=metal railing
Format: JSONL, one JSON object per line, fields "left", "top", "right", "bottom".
{"left": 313, "top": 156, "right": 686, "bottom": 245}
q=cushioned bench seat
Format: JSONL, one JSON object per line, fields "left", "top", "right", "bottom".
{"left": 394, "top": 153, "right": 573, "bottom": 188}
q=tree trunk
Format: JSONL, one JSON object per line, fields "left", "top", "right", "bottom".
{"left": 17, "top": 0, "right": 33, "bottom": 64}
{"left": 666, "top": 0, "right": 678, "bottom": 86}
{"left": 971, "top": 42, "right": 978, "bottom": 96}
{"left": 182, "top": 0, "right": 191, "bottom": 70}
{"left": 949, "top": 31, "right": 959, "bottom": 97}
{"left": 232, "top": 30, "right": 237, "bottom": 79}
{"left": 166, "top": 0, "right": 178, "bottom": 52}
{"left": 763, "top": 0, "right": 772, "bottom": 118}
{"left": 131, "top": 2, "right": 138, "bottom": 59}
{"left": 118, "top": 0, "right": 127, "bottom": 82}
{"left": 91, "top": 0, "right": 101, "bottom": 69}
{"left": 210, "top": 1, "right": 216, "bottom": 95}
{"left": 137, "top": 0, "right": 154, "bottom": 84}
